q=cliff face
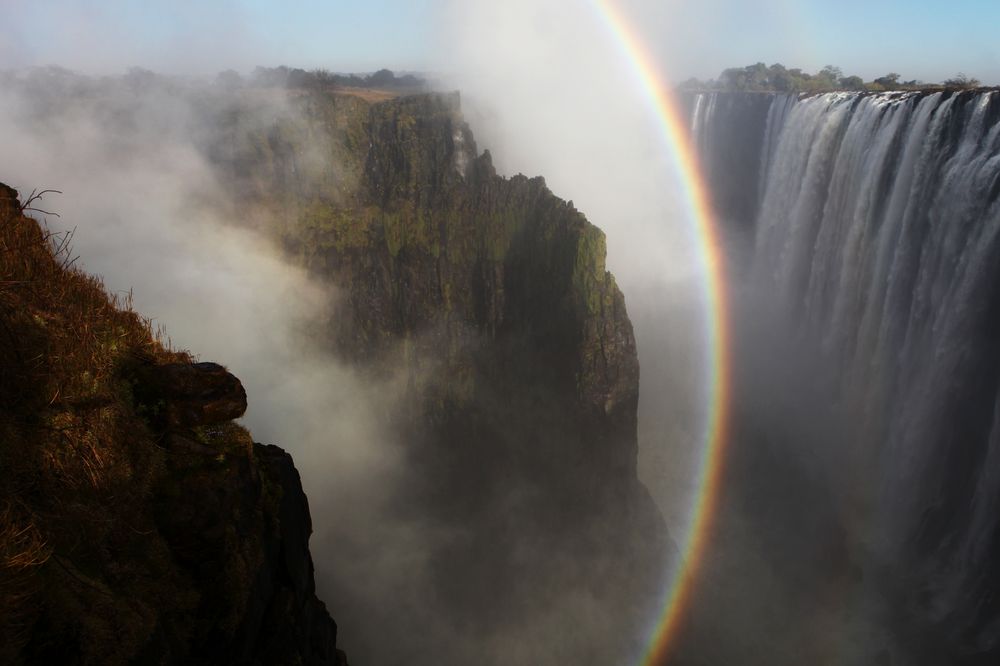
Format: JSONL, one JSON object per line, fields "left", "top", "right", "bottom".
{"left": 0, "top": 82, "right": 671, "bottom": 663}
{"left": 210, "top": 91, "right": 672, "bottom": 663}
{"left": 0, "top": 186, "right": 343, "bottom": 665}
{"left": 219, "top": 92, "right": 641, "bottom": 485}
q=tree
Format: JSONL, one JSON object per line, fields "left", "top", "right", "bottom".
{"left": 215, "top": 69, "right": 243, "bottom": 90}
{"left": 311, "top": 69, "right": 334, "bottom": 86}
{"left": 788, "top": 68, "right": 812, "bottom": 86}
{"left": 767, "top": 63, "right": 796, "bottom": 91}
{"left": 818, "top": 65, "right": 843, "bottom": 85}
{"left": 123, "top": 67, "right": 156, "bottom": 92}
{"left": 745, "top": 62, "right": 770, "bottom": 90}
{"left": 688, "top": 62, "right": 903, "bottom": 94}
{"left": 250, "top": 66, "right": 290, "bottom": 87}
{"left": 812, "top": 65, "right": 842, "bottom": 90}
{"left": 839, "top": 75, "right": 865, "bottom": 90}
{"left": 286, "top": 68, "right": 309, "bottom": 87}
{"left": 719, "top": 67, "right": 750, "bottom": 91}
{"left": 873, "top": 73, "right": 901, "bottom": 88}
{"left": 944, "top": 73, "right": 981, "bottom": 88}
{"left": 368, "top": 69, "right": 396, "bottom": 87}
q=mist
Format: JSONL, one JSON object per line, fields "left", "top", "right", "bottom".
{"left": 434, "top": 0, "right": 711, "bottom": 556}
{"left": 3, "top": 2, "right": 717, "bottom": 659}
{"left": 0, "top": 69, "right": 450, "bottom": 662}
{"left": 8, "top": 2, "right": 990, "bottom": 664}
{"left": 431, "top": 3, "right": 955, "bottom": 664}
{"left": 0, "top": 61, "right": 670, "bottom": 663}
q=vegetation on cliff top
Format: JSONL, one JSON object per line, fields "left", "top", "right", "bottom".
{"left": 680, "top": 62, "right": 985, "bottom": 93}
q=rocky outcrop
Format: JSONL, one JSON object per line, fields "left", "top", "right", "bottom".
{"left": 134, "top": 361, "right": 248, "bottom": 429}
{"left": 0, "top": 185, "right": 343, "bottom": 665}
{"left": 211, "top": 91, "right": 673, "bottom": 663}
{"left": 148, "top": 439, "right": 343, "bottom": 666}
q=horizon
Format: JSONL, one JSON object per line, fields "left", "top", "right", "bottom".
{"left": 5, "top": 0, "right": 999, "bottom": 86}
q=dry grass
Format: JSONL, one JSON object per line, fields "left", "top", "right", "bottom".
{"left": 333, "top": 86, "right": 401, "bottom": 103}
{"left": 0, "top": 180, "right": 301, "bottom": 666}
{"left": 0, "top": 185, "right": 196, "bottom": 659}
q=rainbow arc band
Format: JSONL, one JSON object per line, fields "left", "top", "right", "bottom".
{"left": 589, "top": 1, "right": 733, "bottom": 663}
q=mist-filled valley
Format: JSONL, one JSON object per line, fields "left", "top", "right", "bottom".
{"left": 4, "top": 2, "right": 1000, "bottom": 666}
{"left": 0, "top": 67, "right": 676, "bottom": 665}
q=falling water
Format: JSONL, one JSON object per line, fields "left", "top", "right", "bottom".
{"left": 689, "top": 89, "right": 1000, "bottom": 658}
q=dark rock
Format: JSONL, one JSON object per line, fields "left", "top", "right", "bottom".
{"left": 0, "top": 186, "right": 344, "bottom": 664}
{"left": 209, "top": 91, "right": 673, "bottom": 663}
{"left": 165, "top": 431, "right": 218, "bottom": 456}
{"left": 151, "top": 442, "right": 340, "bottom": 664}
{"left": 135, "top": 361, "right": 248, "bottom": 428}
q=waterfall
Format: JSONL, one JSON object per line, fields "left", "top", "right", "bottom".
{"left": 757, "top": 92, "right": 796, "bottom": 201}
{"left": 685, "top": 92, "right": 786, "bottom": 233}
{"left": 688, "top": 89, "right": 1000, "bottom": 657}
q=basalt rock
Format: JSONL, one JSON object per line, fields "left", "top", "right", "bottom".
{"left": 134, "top": 361, "right": 248, "bottom": 429}
{"left": 208, "top": 91, "right": 674, "bottom": 664}
{"left": 150, "top": 439, "right": 343, "bottom": 666}
{"left": 0, "top": 187, "right": 343, "bottom": 665}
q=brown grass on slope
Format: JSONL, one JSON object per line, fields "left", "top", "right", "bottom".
{"left": 0, "top": 183, "right": 235, "bottom": 662}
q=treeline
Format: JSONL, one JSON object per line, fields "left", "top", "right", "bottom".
{"left": 217, "top": 67, "right": 426, "bottom": 91}
{"left": 679, "top": 63, "right": 982, "bottom": 93}
{"left": 0, "top": 66, "right": 428, "bottom": 102}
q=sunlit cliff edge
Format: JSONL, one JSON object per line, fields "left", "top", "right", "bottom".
{"left": 0, "top": 185, "right": 346, "bottom": 664}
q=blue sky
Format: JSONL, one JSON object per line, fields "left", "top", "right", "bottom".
{"left": 4, "top": 0, "right": 999, "bottom": 84}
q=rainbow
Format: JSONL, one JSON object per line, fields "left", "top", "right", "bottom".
{"left": 588, "top": 1, "right": 733, "bottom": 663}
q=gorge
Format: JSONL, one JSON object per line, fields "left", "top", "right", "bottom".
{"left": 0, "top": 74, "right": 670, "bottom": 665}
{"left": 3, "top": 62, "right": 1000, "bottom": 666}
